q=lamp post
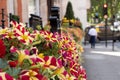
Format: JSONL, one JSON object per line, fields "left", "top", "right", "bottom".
{"left": 103, "top": 3, "right": 108, "bottom": 47}
{"left": 111, "top": 0, "right": 116, "bottom": 51}
{"left": 112, "top": 15, "right": 115, "bottom": 51}
{"left": 104, "top": 16, "right": 108, "bottom": 47}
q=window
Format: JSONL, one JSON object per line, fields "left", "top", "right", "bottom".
{"left": 54, "top": 0, "right": 58, "bottom": 4}
{"left": 28, "top": 0, "right": 40, "bottom": 17}
{"left": 7, "top": 0, "right": 15, "bottom": 14}
{"left": 28, "top": 0, "right": 36, "bottom": 17}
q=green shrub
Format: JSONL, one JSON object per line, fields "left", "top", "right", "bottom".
{"left": 11, "top": 15, "right": 19, "bottom": 23}
{"left": 64, "top": 1, "right": 75, "bottom": 20}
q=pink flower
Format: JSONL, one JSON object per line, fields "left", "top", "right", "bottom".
{"left": 40, "top": 31, "right": 57, "bottom": 42}
{"left": 69, "top": 60, "right": 87, "bottom": 79}
{"left": 24, "top": 49, "right": 30, "bottom": 55}
{"left": 13, "top": 23, "right": 34, "bottom": 45}
{"left": 29, "top": 55, "right": 45, "bottom": 66}
{"left": 30, "top": 47, "right": 38, "bottom": 55}
{"left": 10, "top": 46, "right": 18, "bottom": 53}
{"left": 19, "top": 70, "right": 47, "bottom": 80}
{"left": 0, "top": 72, "right": 15, "bottom": 80}
{"left": 43, "top": 56, "right": 62, "bottom": 70}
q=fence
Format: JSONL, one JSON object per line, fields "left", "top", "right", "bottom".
{"left": 0, "top": 9, "right": 20, "bottom": 28}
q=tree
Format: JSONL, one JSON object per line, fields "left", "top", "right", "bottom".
{"left": 64, "top": 1, "right": 75, "bottom": 20}
{"left": 87, "top": 0, "right": 120, "bottom": 23}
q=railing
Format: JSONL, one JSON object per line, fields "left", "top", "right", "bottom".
{"left": 0, "top": 9, "right": 20, "bottom": 28}
{"left": 0, "top": 9, "right": 6, "bottom": 28}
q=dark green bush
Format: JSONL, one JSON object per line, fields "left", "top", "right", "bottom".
{"left": 64, "top": 1, "right": 75, "bottom": 20}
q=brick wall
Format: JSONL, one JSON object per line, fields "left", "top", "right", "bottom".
{"left": 0, "top": 0, "right": 23, "bottom": 27}
{"left": 17, "top": 0, "right": 22, "bottom": 22}
{"left": 0, "top": 0, "right": 8, "bottom": 27}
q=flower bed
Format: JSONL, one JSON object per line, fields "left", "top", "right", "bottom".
{"left": 0, "top": 21, "right": 86, "bottom": 80}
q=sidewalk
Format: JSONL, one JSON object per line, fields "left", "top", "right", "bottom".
{"left": 82, "top": 42, "right": 120, "bottom": 80}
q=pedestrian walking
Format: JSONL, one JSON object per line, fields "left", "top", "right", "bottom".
{"left": 88, "top": 26, "right": 97, "bottom": 48}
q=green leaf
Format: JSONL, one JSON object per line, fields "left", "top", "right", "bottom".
{"left": 6, "top": 67, "right": 21, "bottom": 79}
{"left": 0, "top": 58, "right": 8, "bottom": 69}
{"left": 21, "top": 59, "right": 32, "bottom": 69}
{"left": 32, "top": 40, "right": 41, "bottom": 46}
{"left": 50, "top": 75, "right": 60, "bottom": 80}
{"left": 41, "top": 68, "right": 53, "bottom": 78}
{"left": 30, "top": 63, "right": 41, "bottom": 69}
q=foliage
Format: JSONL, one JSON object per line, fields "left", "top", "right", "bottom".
{"left": 74, "top": 19, "right": 83, "bottom": 30}
{"left": 62, "top": 17, "right": 83, "bottom": 30}
{"left": 88, "top": 0, "right": 120, "bottom": 23}
{"left": 64, "top": 1, "right": 75, "bottom": 20}
{"left": 11, "top": 14, "right": 20, "bottom": 23}
{"left": 0, "top": 21, "right": 86, "bottom": 80}
{"left": 62, "top": 27, "right": 84, "bottom": 43}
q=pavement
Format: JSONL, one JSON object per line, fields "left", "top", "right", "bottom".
{"left": 82, "top": 41, "right": 120, "bottom": 80}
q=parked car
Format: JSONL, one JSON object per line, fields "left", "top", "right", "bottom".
{"left": 84, "top": 25, "right": 120, "bottom": 42}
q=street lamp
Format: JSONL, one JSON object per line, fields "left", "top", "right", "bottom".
{"left": 103, "top": 3, "right": 108, "bottom": 47}
{"left": 112, "top": 15, "right": 115, "bottom": 51}
{"left": 103, "top": 4, "right": 108, "bottom": 18}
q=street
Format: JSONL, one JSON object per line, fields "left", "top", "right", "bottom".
{"left": 82, "top": 41, "right": 120, "bottom": 80}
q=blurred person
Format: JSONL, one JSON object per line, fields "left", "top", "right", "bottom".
{"left": 88, "top": 26, "right": 97, "bottom": 48}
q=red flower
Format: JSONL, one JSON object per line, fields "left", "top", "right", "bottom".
{"left": 0, "top": 39, "right": 6, "bottom": 58}
{"left": 19, "top": 75, "right": 29, "bottom": 80}
{"left": 8, "top": 60, "right": 18, "bottom": 67}
{"left": 35, "top": 74, "right": 48, "bottom": 80}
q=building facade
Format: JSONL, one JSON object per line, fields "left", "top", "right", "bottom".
{"left": 0, "top": 0, "right": 64, "bottom": 27}
{"left": 0, "top": 0, "right": 90, "bottom": 29}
